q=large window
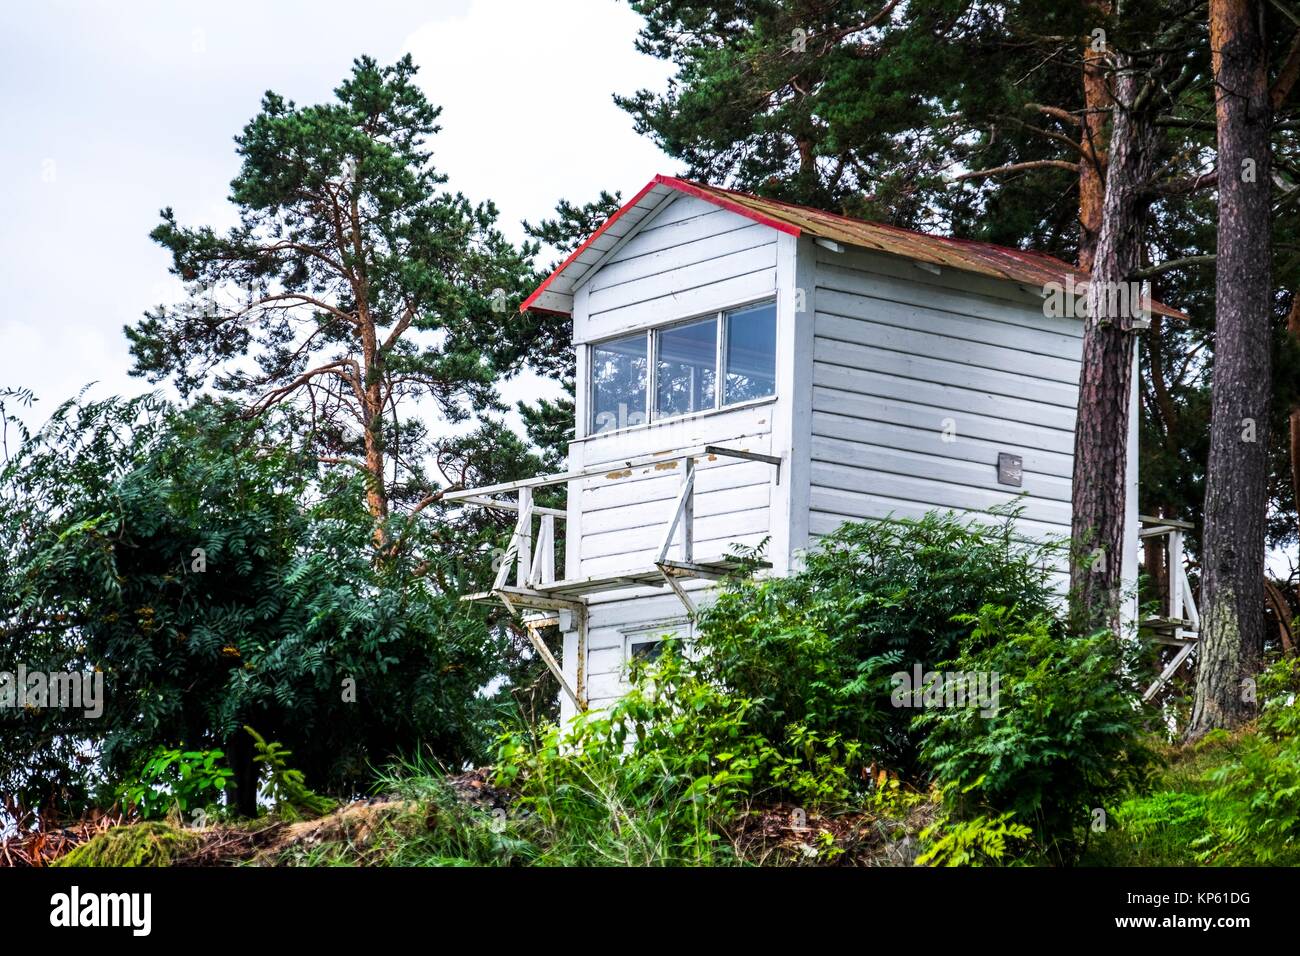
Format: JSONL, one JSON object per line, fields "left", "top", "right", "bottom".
{"left": 588, "top": 299, "right": 777, "bottom": 434}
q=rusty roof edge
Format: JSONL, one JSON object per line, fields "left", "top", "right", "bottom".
{"left": 676, "top": 178, "right": 1187, "bottom": 321}
{"left": 520, "top": 175, "right": 1188, "bottom": 321}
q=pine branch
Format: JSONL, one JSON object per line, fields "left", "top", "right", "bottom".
{"left": 954, "top": 159, "right": 1079, "bottom": 182}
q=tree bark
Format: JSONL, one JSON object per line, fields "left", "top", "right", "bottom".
{"left": 1287, "top": 296, "right": 1300, "bottom": 537}
{"left": 1187, "top": 0, "right": 1272, "bottom": 739}
{"left": 1069, "top": 56, "right": 1155, "bottom": 634}
{"left": 1078, "top": 0, "right": 1113, "bottom": 272}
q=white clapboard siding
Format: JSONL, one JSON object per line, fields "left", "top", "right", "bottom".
{"left": 814, "top": 365, "right": 1077, "bottom": 434}
{"left": 816, "top": 247, "right": 1082, "bottom": 337}
{"left": 579, "top": 457, "right": 773, "bottom": 512}
{"left": 587, "top": 244, "right": 778, "bottom": 316}
{"left": 581, "top": 481, "right": 770, "bottom": 536}
{"left": 810, "top": 248, "right": 1083, "bottom": 547}
{"left": 577, "top": 449, "right": 774, "bottom": 575}
{"left": 581, "top": 593, "right": 702, "bottom": 708}
{"left": 576, "top": 195, "right": 778, "bottom": 342}
{"left": 812, "top": 405, "right": 1074, "bottom": 477}
{"left": 816, "top": 287, "right": 1082, "bottom": 358}
{"left": 812, "top": 433, "right": 1072, "bottom": 501}
{"left": 808, "top": 497, "right": 1069, "bottom": 552}
{"left": 588, "top": 222, "right": 775, "bottom": 294}
{"left": 816, "top": 310, "right": 1081, "bottom": 385}
{"left": 813, "top": 337, "right": 1079, "bottom": 409}
{"left": 812, "top": 387, "right": 1076, "bottom": 457}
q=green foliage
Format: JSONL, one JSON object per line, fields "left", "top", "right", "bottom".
{"left": 117, "top": 746, "right": 233, "bottom": 821}
{"left": 0, "top": 395, "right": 502, "bottom": 825}
{"left": 1107, "top": 659, "right": 1300, "bottom": 866}
{"left": 918, "top": 806, "right": 1032, "bottom": 867}
{"left": 127, "top": 54, "right": 537, "bottom": 413}
{"left": 120, "top": 54, "right": 564, "bottom": 549}
{"left": 916, "top": 605, "right": 1153, "bottom": 864}
{"left": 495, "top": 646, "right": 862, "bottom": 865}
{"left": 55, "top": 822, "right": 199, "bottom": 867}
{"left": 245, "top": 726, "right": 336, "bottom": 821}
{"left": 696, "top": 510, "right": 1063, "bottom": 774}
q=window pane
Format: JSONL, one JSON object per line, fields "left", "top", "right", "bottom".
{"left": 655, "top": 318, "right": 717, "bottom": 419}
{"left": 590, "top": 334, "right": 647, "bottom": 433}
{"left": 630, "top": 639, "right": 666, "bottom": 662}
{"left": 724, "top": 301, "right": 777, "bottom": 404}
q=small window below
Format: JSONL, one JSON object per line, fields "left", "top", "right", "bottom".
{"left": 629, "top": 638, "right": 668, "bottom": 663}
{"left": 623, "top": 618, "right": 690, "bottom": 669}
{"left": 590, "top": 333, "right": 648, "bottom": 433}
{"left": 723, "top": 301, "right": 777, "bottom": 405}
{"left": 655, "top": 317, "right": 717, "bottom": 420}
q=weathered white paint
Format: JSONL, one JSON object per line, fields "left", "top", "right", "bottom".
{"left": 808, "top": 244, "right": 1081, "bottom": 556}
{"left": 1121, "top": 347, "right": 1141, "bottom": 632}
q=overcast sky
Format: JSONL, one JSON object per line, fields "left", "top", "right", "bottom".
{"left": 0, "top": 0, "right": 675, "bottom": 434}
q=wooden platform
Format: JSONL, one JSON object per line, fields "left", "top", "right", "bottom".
{"left": 461, "top": 556, "right": 769, "bottom": 610}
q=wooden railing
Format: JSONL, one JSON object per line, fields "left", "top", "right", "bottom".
{"left": 444, "top": 444, "right": 781, "bottom": 604}
{"left": 1139, "top": 515, "right": 1200, "bottom": 702}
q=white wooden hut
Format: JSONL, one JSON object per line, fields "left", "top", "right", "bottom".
{"left": 447, "top": 175, "right": 1193, "bottom": 722}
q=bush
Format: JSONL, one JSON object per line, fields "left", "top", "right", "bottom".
{"left": 495, "top": 647, "right": 860, "bottom": 865}
{"left": 695, "top": 509, "right": 1063, "bottom": 774}
{"left": 0, "top": 396, "right": 502, "bottom": 822}
{"left": 916, "top": 605, "right": 1154, "bottom": 864}
{"left": 117, "top": 746, "right": 233, "bottom": 822}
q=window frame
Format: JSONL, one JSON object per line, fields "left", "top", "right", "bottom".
{"left": 587, "top": 330, "right": 652, "bottom": 436}
{"left": 622, "top": 617, "right": 692, "bottom": 669}
{"left": 586, "top": 297, "right": 777, "bottom": 437}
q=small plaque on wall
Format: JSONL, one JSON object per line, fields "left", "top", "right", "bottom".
{"left": 997, "top": 453, "right": 1023, "bottom": 487}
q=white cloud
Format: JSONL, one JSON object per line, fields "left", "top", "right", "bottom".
{"left": 401, "top": 0, "right": 676, "bottom": 246}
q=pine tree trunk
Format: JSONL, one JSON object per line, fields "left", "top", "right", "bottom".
{"left": 1287, "top": 297, "right": 1300, "bottom": 538}
{"left": 1069, "top": 58, "right": 1154, "bottom": 634}
{"left": 1187, "top": 0, "right": 1272, "bottom": 739}
{"left": 1078, "top": 0, "right": 1113, "bottom": 273}
{"left": 357, "top": 307, "right": 390, "bottom": 543}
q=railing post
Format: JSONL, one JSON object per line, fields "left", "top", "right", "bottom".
{"left": 517, "top": 487, "right": 532, "bottom": 589}
{"left": 680, "top": 456, "right": 694, "bottom": 564}
{"left": 1169, "top": 528, "right": 1184, "bottom": 625}
{"left": 530, "top": 513, "right": 555, "bottom": 586}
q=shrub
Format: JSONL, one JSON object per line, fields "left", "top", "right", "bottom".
{"left": 695, "top": 509, "right": 1063, "bottom": 774}
{"left": 495, "top": 647, "right": 860, "bottom": 865}
{"left": 916, "top": 605, "right": 1154, "bottom": 864}
{"left": 0, "top": 396, "right": 502, "bottom": 823}
{"left": 245, "top": 726, "right": 336, "bottom": 821}
{"left": 117, "top": 746, "right": 233, "bottom": 822}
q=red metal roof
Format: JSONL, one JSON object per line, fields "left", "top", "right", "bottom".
{"left": 522, "top": 174, "right": 1183, "bottom": 319}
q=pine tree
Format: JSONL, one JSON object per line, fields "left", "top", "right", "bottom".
{"left": 1188, "top": 0, "right": 1275, "bottom": 736}
{"left": 126, "top": 56, "right": 537, "bottom": 534}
